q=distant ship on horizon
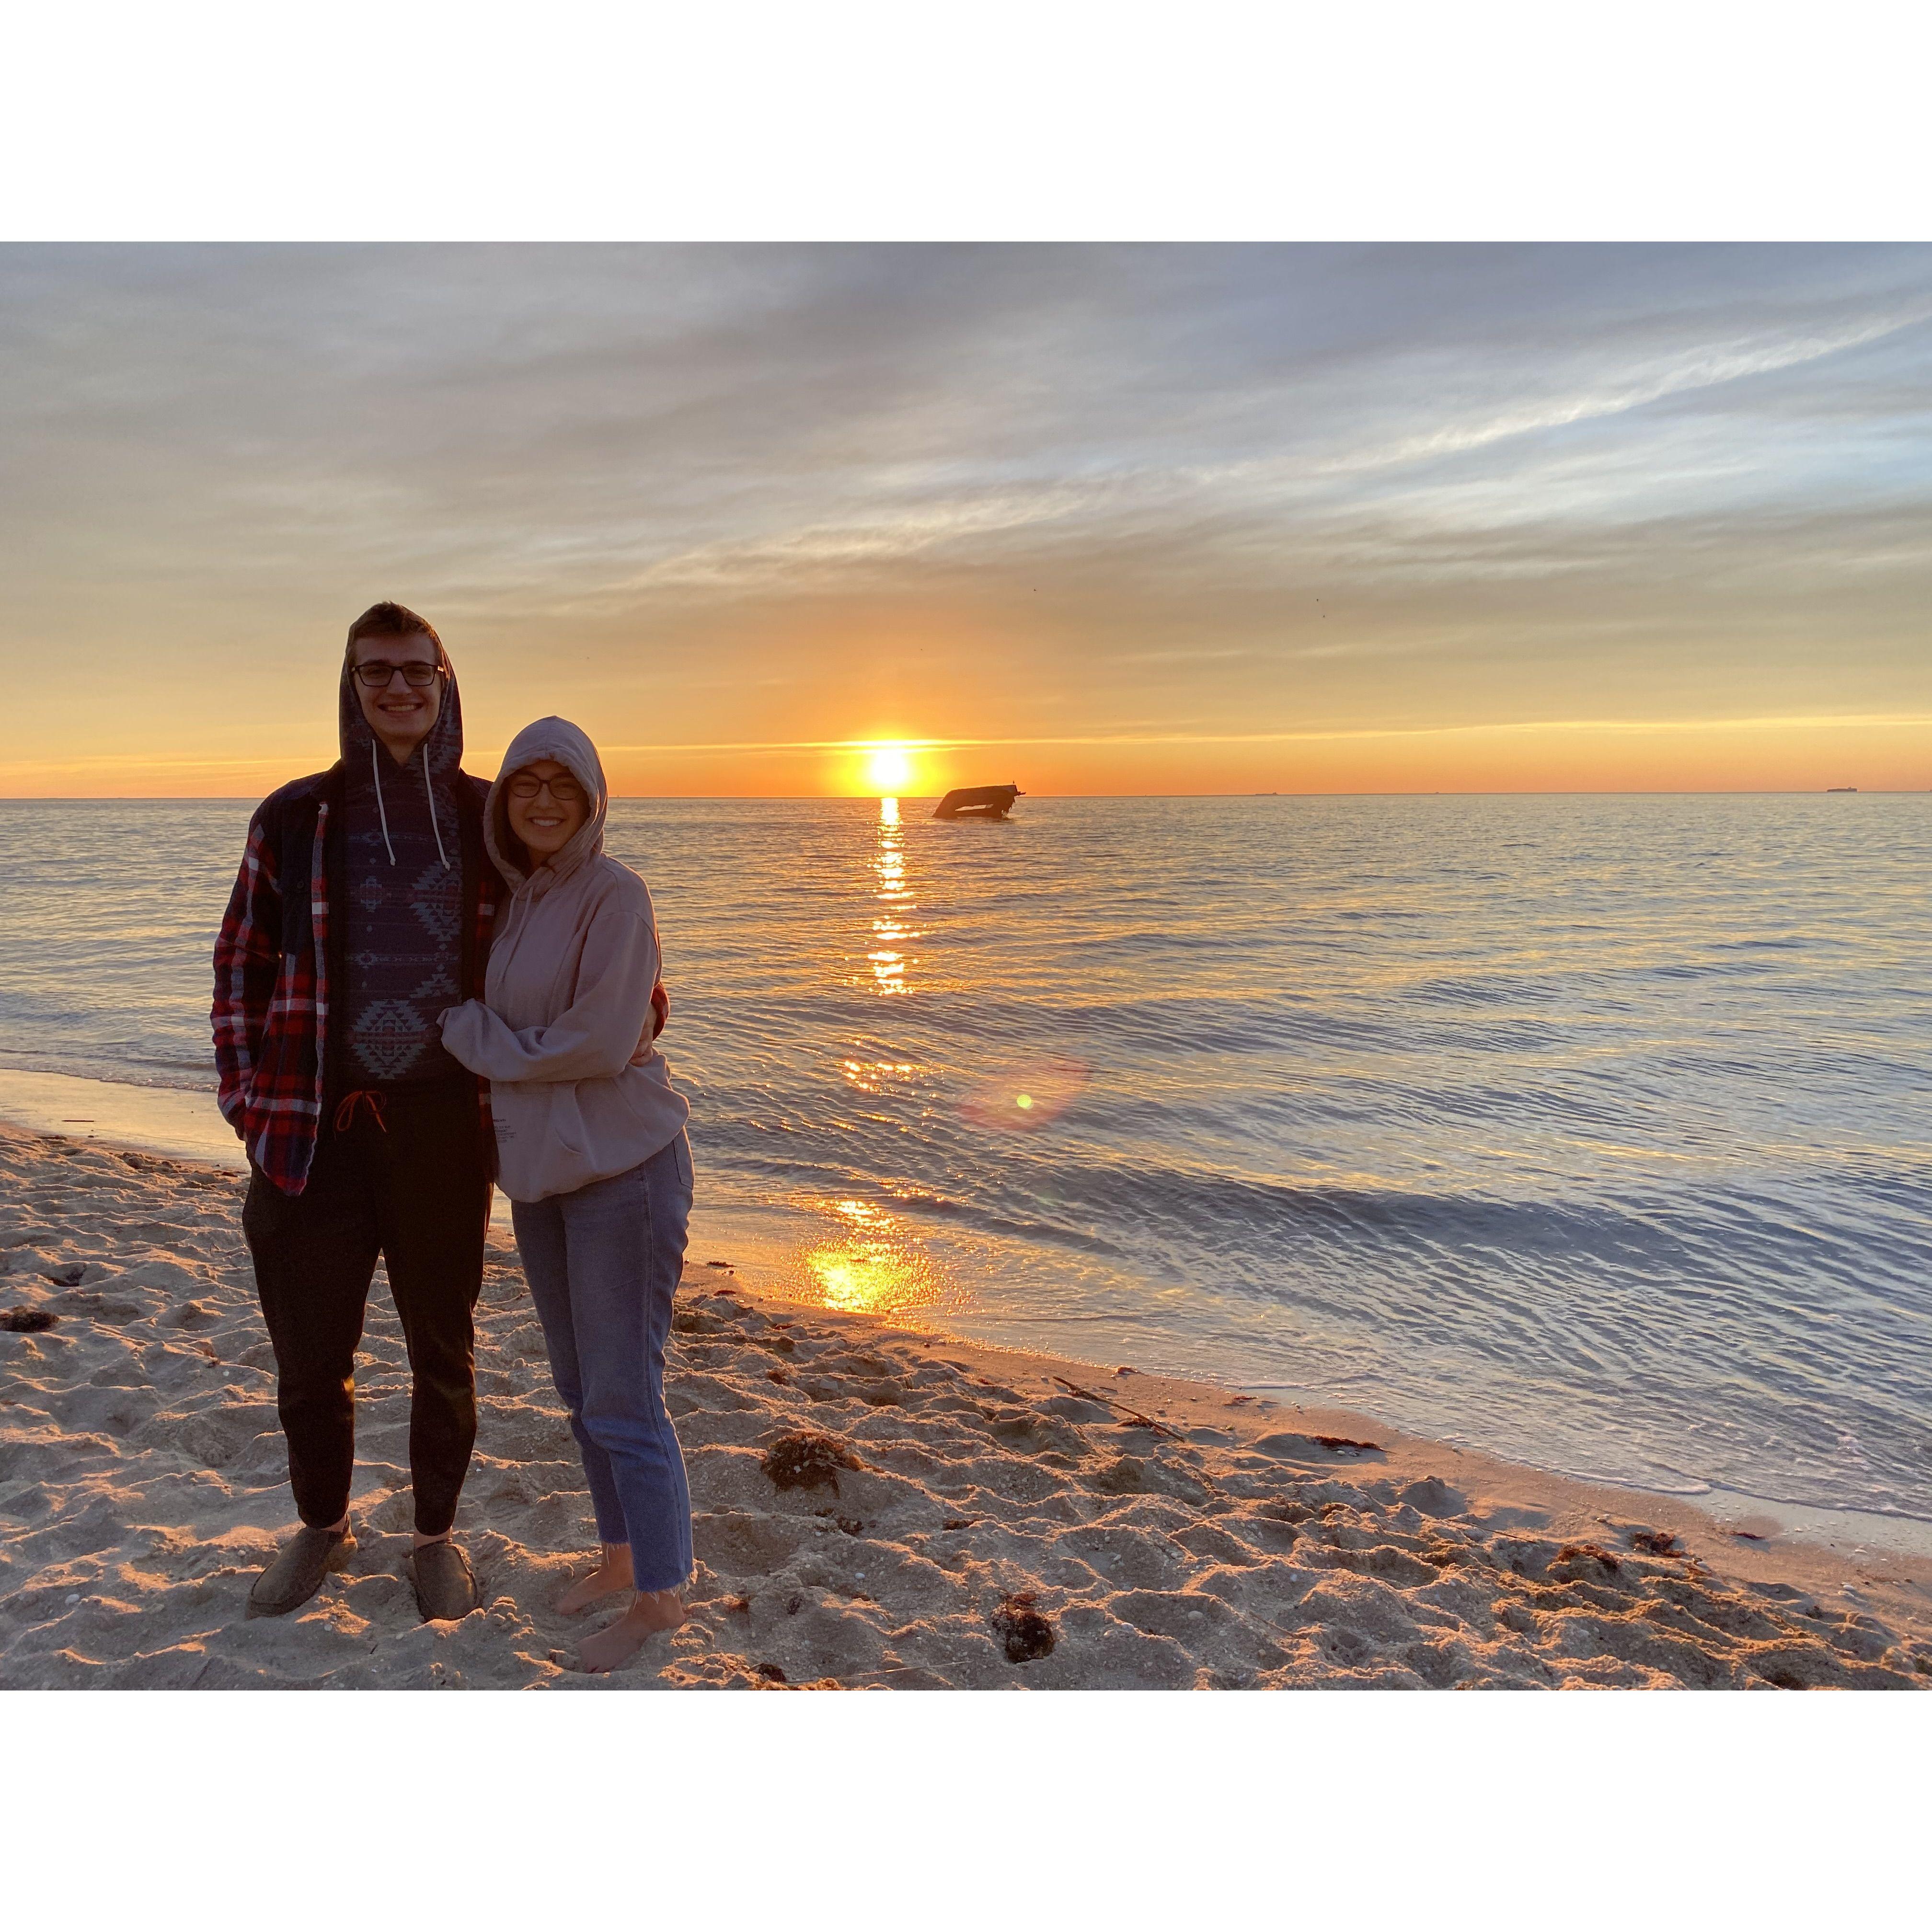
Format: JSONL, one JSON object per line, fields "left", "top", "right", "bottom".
{"left": 1826, "top": 786, "right": 1858, "bottom": 794}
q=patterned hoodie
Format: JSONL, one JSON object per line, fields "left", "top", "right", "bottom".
{"left": 211, "top": 636, "right": 501, "bottom": 1195}
{"left": 337, "top": 637, "right": 469, "bottom": 1087}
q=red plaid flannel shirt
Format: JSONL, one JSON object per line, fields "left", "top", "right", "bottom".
{"left": 212, "top": 771, "right": 499, "bottom": 1195}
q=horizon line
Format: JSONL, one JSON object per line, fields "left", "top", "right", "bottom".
{"left": 2, "top": 788, "right": 1923, "bottom": 804}
{"left": 2, "top": 708, "right": 1929, "bottom": 786}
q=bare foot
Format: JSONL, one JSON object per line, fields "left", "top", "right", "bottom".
{"left": 558, "top": 1544, "right": 635, "bottom": 1615}
{"left": 576, "top": 1588, "right": 686, "bottom": 1674}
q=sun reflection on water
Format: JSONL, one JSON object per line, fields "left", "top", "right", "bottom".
{"left": 840, "top": 1057, "right": 918, "bottom": 1095}
{"left": 865, "top": 795, "right": 920, "bottom": 995}
{"left": 801, "top": 1197, "right": 940, "bottom": 1314}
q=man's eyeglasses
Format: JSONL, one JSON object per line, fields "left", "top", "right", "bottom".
{"left": 506, "top": 774, "right": 586, "bottom": 805}
{"left": 353, "top": 661, "right": 443, "bottom": 689}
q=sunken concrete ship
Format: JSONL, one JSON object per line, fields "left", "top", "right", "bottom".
{"left": 933, "top": 784, "right": 1024, "bottom": 820}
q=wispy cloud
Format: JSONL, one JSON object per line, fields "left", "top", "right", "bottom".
{"left": 1349, "top": 305, "right": 1932, "bottom": 474}
{"left": 595, "top": 711, "right": 1932, "bottom": 756}
{"left": 2, "top": 243, "right": 1930, "bottom": 792}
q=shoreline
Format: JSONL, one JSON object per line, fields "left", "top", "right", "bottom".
{"left": 3, "top": 1120, "right": 1928, "bottom": 1689}
{"left": 4, "top": 1064, "right": 1928, "bottom": 1566}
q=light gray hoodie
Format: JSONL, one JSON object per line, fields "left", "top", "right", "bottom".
{"left": 438, "top": 717, "right": 689, "bottom": 1203}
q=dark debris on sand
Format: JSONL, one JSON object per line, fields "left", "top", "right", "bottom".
{"left": 762, "top": 1429, "right": 863, "bottom": 1495}
{"left": 990, "top": 1590, "right": 1057, "bottom": 1663}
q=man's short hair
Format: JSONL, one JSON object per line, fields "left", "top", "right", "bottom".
{"left": 345, "top": 601, "right": 442, "bottom": 662}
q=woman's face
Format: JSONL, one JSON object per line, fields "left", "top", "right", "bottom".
{"left": 505, "top": 758, "right": 588, "bottom": 863}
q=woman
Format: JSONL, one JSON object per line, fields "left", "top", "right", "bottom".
{"left": 439, "top": 717, "right": 692, "bottom": 1674}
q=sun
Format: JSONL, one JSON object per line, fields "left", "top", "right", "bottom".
{"left": 862, "top": 743, "right": 916, "bottom": 794}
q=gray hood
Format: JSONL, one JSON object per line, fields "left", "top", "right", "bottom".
{"left": 484, "top": 716, "right": 610, "bottom": 898}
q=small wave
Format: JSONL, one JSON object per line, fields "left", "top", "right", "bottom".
{"left": 0, "top": 1050, "right": 216, "bottom": 1095}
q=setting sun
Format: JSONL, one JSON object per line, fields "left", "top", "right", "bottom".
{"left": 862, "top": 743, "right": 916, "bottom": 794}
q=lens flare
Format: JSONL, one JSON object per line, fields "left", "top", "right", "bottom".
{"left": 959, "top": 1056, "right": 1090, "bottom": 1132}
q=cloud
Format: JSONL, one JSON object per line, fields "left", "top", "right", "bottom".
{"left": 2, "top": 243, "right": 1930, "bottom": 790}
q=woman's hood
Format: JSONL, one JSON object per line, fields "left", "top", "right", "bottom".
{"left": 485, "top": 715, "right": 610, "bottom": 895}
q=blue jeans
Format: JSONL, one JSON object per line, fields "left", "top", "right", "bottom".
{"left": 511, "top": 1133, "right": 694, "bottom": 1593}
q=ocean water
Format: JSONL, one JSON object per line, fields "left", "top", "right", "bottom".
{"left": 1, "top": 794, "right": 1928, "bottom": 1523}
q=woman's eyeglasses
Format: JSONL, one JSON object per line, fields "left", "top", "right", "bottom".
{"left": 506, "top": 774, "right": 586, "bottom": 805}
{"left": 353, "top": 661, "right": 442, "bottom": 689}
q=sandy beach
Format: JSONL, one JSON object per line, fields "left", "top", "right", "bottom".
{"left": 2, "top": 1119, "right": 1928, "bottom": 1690}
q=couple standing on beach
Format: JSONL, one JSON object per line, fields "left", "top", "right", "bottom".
{"left": 211, "top": 602, "right": 693, "bottom": 1673}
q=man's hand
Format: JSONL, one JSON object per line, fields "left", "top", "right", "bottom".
{"left": 633, "top": 981, "right": 670, "bottom": 1061}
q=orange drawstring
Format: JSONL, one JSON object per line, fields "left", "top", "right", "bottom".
{"left": 333, "top": 1089, "right": 389, "bottom": 1133}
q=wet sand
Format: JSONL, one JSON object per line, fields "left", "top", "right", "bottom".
{"left": 3, "top": 1122, "right": 1928, "bottom": 1690}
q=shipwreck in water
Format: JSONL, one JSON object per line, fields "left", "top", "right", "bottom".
{"left": 933, "top": 784, "right": 1024, "bottom": 820}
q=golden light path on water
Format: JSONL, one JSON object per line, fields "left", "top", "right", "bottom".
{"left": 866, "top": 795, "right": 914, "bottom": 995}
{"left": 802, "top": 795, "right": 942, "bottom": 1311}
{"left": 798, "top": 794, "right": 1093, "bottom": 1312}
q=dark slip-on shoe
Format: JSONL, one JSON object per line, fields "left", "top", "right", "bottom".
{"left": 247, "top": 1525, "right": 356, "bottom": 1619}
{"left": 411, "top": 1539, "right": 480, "bottom": 1622}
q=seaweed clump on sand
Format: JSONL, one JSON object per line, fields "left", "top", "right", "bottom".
{"left": 1552, "top": 1542, "right": 1623, "bottom": 1579}
{"left": 4, "top": 1307, "right": 57, "bottom": 1333}
{"left": 990, "top": 1591, "right": 1057, "bottom": 1664}
{"left": 762, "top": 1430, "right": 862, "bottom": 1495}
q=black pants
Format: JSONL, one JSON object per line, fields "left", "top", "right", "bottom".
{"left": 242, "top": 1083, "right": 491, "bottom": 1536}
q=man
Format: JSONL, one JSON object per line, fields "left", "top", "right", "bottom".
{"left": 212, "top": 602, "right": 667, "bottom": 1623}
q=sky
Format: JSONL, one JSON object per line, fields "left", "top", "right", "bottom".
{"left": 1, "top": 242, "right": 1929, "bottom": 796}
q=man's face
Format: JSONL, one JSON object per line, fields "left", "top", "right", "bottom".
{"left": 352, "top": 634, "right": 444, "bottom": 764}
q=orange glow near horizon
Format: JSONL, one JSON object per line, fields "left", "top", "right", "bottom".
{"left": 2, "top": 716, "right": 1928, "bottom": 800}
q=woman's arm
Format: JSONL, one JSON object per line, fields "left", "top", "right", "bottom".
{"left": 441, "top": 901, "right": 660, "bottom": 1084}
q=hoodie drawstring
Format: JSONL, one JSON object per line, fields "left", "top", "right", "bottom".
{"left": 368, "top": 736, "right": 449, "bottom": 870}
{"left": 422, "top": 754, "right": 451, "bottom": 870}
{"left": 370, "top": 739, "right": 397, "bottom": 866}
{"left": 333, "top": 1089, "right": 388, "bottom": 1134}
